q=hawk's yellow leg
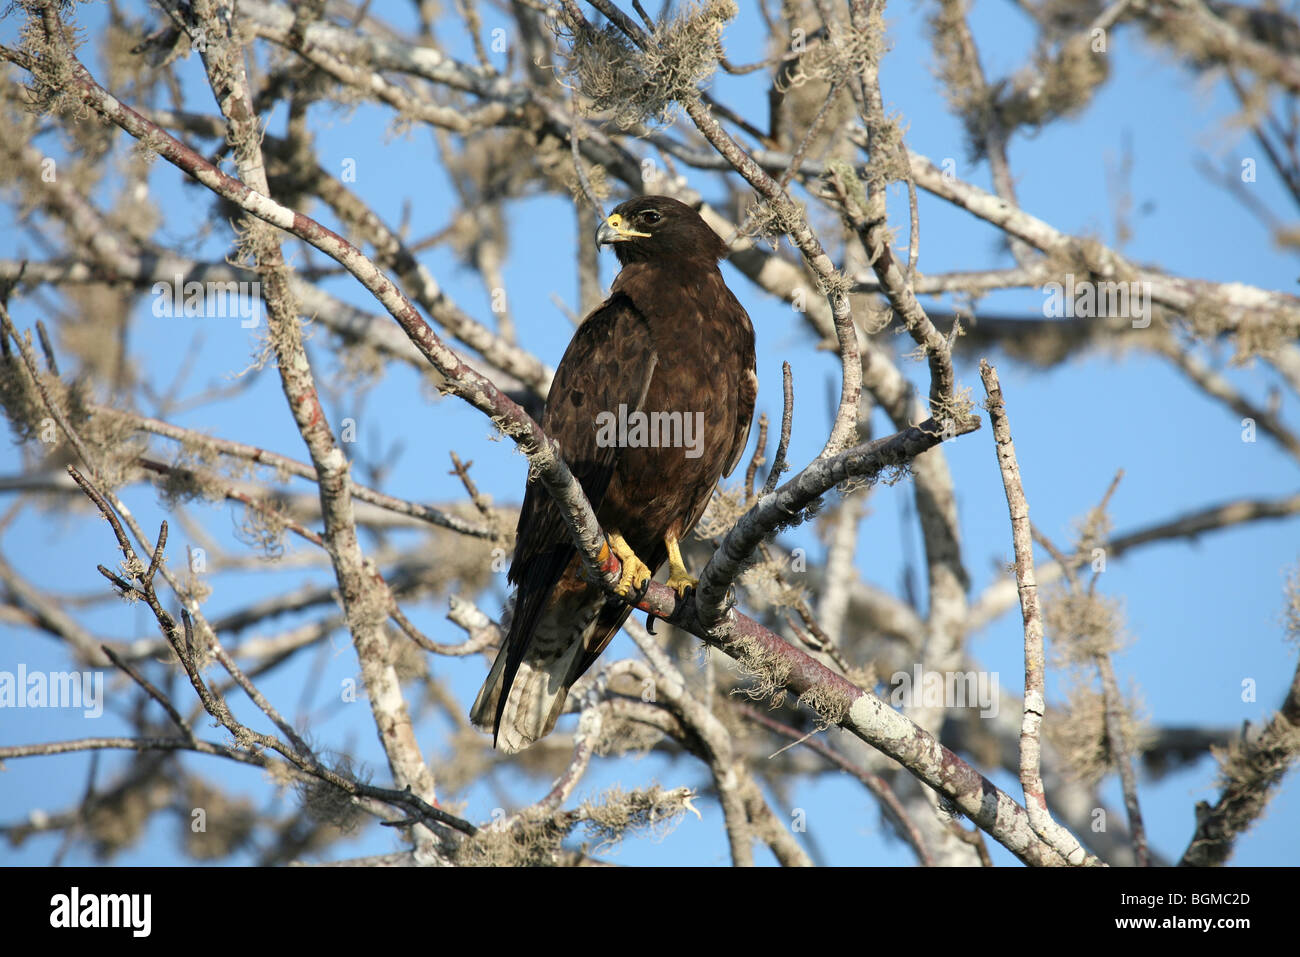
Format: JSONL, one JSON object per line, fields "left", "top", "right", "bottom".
{"left": 608, "top": 532, "right": 652, "bottom": 598}
{"left": 665, "top": 535, "right": 698, "bottom": 598}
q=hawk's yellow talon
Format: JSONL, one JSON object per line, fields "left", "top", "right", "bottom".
{"left": 608, "top": 532, "right": 652, "bottom": 598}
{"left": 665, "top": 535, "right": 697, "bottom": 598}
{"left": 666, "top": 570, "right": 698, "bottom": 598}
{"left": 617, "top": 559, "right": 653, "bottom": 598}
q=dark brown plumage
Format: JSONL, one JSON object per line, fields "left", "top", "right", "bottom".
{"left": 470, "top": 196, "right": 757, "bottom": 753}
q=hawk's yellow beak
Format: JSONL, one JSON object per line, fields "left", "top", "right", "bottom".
{"left": 595, "top": 212, "right": 651, "bottom": 245}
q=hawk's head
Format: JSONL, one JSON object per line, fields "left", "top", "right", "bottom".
{"left": 595, "top": 195, "right": 728, "bottom": 266}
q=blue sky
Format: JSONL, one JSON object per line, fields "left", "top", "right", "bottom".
{"left": 1, "top": 1, "right": 1297, "bottom": 866}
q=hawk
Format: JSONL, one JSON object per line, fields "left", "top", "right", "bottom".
{"left": 471, "top": 196, "right": 758, "bottom": 753}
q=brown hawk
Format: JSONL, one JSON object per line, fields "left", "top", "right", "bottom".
{"left": 471, "top": 196, "right": 757, "bottom": 752}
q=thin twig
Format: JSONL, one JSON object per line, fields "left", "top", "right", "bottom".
{"left": 760, "top": 361, "right": 794, "bottom": 496}
{"left": 980, "top": 359, "right": 1098, "bottom": 867}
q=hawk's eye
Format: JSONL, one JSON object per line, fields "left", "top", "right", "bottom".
{"left": 641, "top": 210, "right": 662, "bottom": 225}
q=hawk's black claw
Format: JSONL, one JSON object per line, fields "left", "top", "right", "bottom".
{"left": 668, "top": 584, "right": 696, "bottom": 626}
{"left": 645, "top": 612, "right": 658, "bottom": 634}
{"left": 629, "top": 576, "right": 652, "bottom": 607}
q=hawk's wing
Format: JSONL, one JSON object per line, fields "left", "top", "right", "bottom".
{"left": 510, "top": 291, "right": 656, "bottom": 580}
{"left": 486, "top": 292, "right": 657, "bottom": 742}
{"left": 721, "top": 285, "right": 758, "bottom": 479}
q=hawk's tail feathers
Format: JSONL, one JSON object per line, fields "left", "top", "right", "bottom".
{"left": 470, "top": 577, "right": 611, "bottom": 754}
{"left": 470, "top": 637, "right": 586, "bottom": 754}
